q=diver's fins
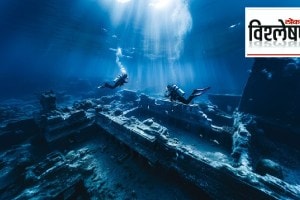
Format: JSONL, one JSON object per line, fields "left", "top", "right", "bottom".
{"left": 194, "top": 86, "right": 211, "bottom": 92}
{"left": 192, "top": 92, "right": 203, "bottom": 97}
{"left": 192, "top": 87, "right": 211, "bottom": 96}
{"left": 97, "top": 84, "right": 105, "bottom": 89}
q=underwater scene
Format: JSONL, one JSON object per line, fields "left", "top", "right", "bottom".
{"left": 0, "top": 0, "right": 299, "bottom": 199}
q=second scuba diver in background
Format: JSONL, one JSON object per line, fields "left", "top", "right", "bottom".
{"left": 98, "top": 73, "right": 128, "bottom": 89}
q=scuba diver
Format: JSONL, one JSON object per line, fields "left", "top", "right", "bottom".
{"left": 98, "top": 73, "right": 128, "bottom": 89}
{"left": 165, "top": 84, "right": 210, "bottom": 104}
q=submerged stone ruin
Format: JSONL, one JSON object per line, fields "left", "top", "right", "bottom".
{"left": 0, "top": 58, "right": 299, "bottom": 199}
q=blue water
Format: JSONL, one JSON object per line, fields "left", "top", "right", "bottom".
{"left": 0, "top": 0, "right": 299, "bottom": 99}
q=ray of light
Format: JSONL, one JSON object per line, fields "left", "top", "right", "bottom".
{"left": 97, "top": 0, "right": 193, "bottom": 92}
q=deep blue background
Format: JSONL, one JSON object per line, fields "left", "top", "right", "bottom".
{"left": 0, "top": 0, "right": 299, "bottom": 99}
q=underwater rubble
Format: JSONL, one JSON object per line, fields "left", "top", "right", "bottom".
{"left": 0, "top": 91, "right": 212, "bottom": 199}
{"left": 0, "top": 91, "right": 298, "bottom": 199}
{"left": 95, "top": 90, "right": 299, "bottom": 200}
{"left": 0, "top": 58, "right": 299, "bottom": 199}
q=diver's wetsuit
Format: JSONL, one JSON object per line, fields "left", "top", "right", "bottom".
{"left": 99, "top": 73, "right": 128, "bottom": 89}
{"left": 166, "top": 85, "right": 210, "bottom": 104}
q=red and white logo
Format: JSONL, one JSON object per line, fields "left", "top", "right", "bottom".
{"left": 245, "top": 7, "right": 300, "bottom": 57}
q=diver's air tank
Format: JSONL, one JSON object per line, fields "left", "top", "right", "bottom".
{"left": 114, "top": 75, "right": 121, "bottom": 82}
{"left": 173, "top": 85, "right": 185, "bottom": 96}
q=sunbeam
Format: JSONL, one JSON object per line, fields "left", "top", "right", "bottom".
{"left": 97, "top": 0, "right": 193, "bottom": 92}
{"left": 117, "top": 0, "right": 132, "bottom": 4}
{"left": 98, "top": 0, "right": 192, "bottom": 61}
{"left": 149, "top": 0, "right": 171, "bottom": 10}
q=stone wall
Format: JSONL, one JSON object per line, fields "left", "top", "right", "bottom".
{"left": 239, "top": 58, "right": 300, "bottom": 125}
